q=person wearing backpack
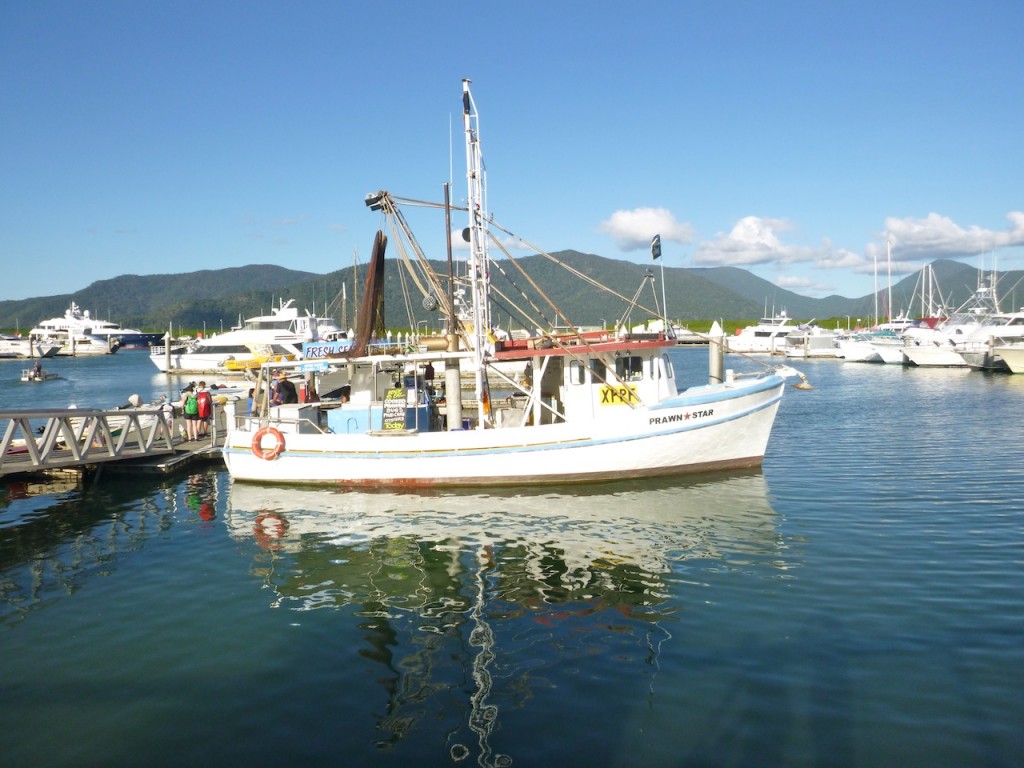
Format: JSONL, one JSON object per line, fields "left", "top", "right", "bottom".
{"left": 181, "top": 384, "right": 200, "bottom": 441}
{"left": 195, "top": 381, "right": 213, "bottom": 437}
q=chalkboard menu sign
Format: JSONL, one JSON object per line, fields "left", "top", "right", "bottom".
{"left": 382, "top": 387, "right": 406, "bottom": 430}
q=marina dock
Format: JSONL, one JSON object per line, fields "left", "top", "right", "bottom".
{"left": 1, "top": 407, "right": 224, "bottom": 479}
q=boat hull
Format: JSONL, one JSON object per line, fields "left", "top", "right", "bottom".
{"left": 902, "top": 342, "right": 967, "bottom": 367}
{"left": 224, "top": 376, "right": 786, "bottom": 487}
{"left": 835, "top": 339, "right": 882, "bottom": 363}
{"left": 993, "top": 344, "right": 1024, "bottom": 373}
{"left": 151, "top": 350, "right": 246, "bottom": 372}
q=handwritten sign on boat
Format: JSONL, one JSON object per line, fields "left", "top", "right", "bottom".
{"left": 383, "top": 387, "right": 407, "bottom": 430}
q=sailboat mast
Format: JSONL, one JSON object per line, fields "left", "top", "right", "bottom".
{"left": 886, "top": 239, "right": 893, "bottom": 323}
{"left": 463, "top": 78, "right": 490, "bottom": 424}
{"left": 873, "top": 249, "right": 878, "bottom": 326}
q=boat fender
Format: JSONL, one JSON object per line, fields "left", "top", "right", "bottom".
{"left": 252, "top": 427, "right": 285, "bottom": 460}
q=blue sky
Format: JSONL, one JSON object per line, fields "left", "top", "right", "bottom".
{"left": 3, "top": 0, "right": 1022, "bottom": 304}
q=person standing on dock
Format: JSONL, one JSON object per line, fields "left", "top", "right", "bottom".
{"left": 195, "top": 381, "right": 213, "bottom": 438}
{"left": 181, "top": 384, "right": 200, "bottom": 441}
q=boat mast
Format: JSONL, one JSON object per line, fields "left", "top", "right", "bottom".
{"left": 886, "top": 238, "right": 893, "bottom": 323}
{"left": 463, "top": 78, "right": 491, "bottom": 424}
{"left": 872, "top": 249, "right": 878, "bottom": 326}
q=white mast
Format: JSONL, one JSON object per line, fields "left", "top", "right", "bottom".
{"left": 886, "top": 238, "right": 893, "bottom": 323}
{"left": 872, "top": 249, "right": 878, "bottom": 326}
{"left": 463, "top": 78, "right": 491, "bottom": 426}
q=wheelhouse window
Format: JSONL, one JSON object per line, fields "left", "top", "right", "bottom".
{"left": 615, "top": 355, "right": 644, "bottom": 382}
{"left": 569, "top": 360, "right": 586, "bottom": 385}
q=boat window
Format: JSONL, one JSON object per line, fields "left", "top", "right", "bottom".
{"left": 615, "top": 356, "right": 644, "bottom": 382}
{"left": 662, "top": 354, "right": 674, "bottom": 379}
{"left": 590, "top": 359, "right": 606, "bottom": 383}
{"left": 569, "top": 360, "right": 586, "bottom": 385}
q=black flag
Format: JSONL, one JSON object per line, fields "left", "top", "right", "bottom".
{"left": 651, "top": 234, "right": 662, "bottom": 260}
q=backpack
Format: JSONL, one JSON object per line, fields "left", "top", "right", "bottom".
{"left": 196, "top": 391, "right": 212, "bottom": 419}
{"left": 184, "top": 393, "right": 199, "bottom": 415}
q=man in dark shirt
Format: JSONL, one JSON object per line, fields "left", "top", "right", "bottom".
{"left": 272, "top": 371, "right": 298, "bottom": 405}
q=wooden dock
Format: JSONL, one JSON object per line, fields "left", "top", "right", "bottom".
{"left": 1, "top": 407, "right": 226, "bottom": 479}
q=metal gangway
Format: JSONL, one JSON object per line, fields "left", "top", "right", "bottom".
{"left": 0, "top": 407, "right": 177, "bottom": 478}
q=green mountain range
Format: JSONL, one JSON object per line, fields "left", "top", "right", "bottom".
{"left": 2, "top": 253, "right": 1022, "bottom": 334}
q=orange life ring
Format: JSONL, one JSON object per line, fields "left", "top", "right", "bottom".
{"left": 252, "top": 427, "right": 285, "bottom": 460}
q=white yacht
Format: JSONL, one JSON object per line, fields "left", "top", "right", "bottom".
{"left": 0, "top": 335, "right": 62, "bottom": 359}
{"left": 902, "top": 281, "right": 1001, "bottom": 367}
{"left": 727, "top": 309, "right": 794, "bottom": 355}
{"left": 782, "top": 325, "right": 837, "bottom": 359}
{"left": 953, "top": 309, "right": 1024, "bottom": 371}
{"left": 28, "top": 302, "right": 160, "bottom": 355}
{"left": 150, "top": 300, "right": 342, "bottom": 373}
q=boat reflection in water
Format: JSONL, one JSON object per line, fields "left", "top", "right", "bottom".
{"left": 227, "top": 471, "right": 784, "bottom": 764}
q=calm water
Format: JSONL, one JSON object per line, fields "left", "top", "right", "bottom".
{"left": 1, "top": 350, "right": 1022, "bottom": 767}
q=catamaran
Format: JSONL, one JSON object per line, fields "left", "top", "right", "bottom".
{"left": 222, "top": 80, "right": 800, "bottom": 488}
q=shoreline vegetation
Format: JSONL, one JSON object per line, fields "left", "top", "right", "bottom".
{"left": 0, "top": 317, "right": 892, "bottom": 340}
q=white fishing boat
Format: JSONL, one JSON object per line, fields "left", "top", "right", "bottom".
{"left": 0, "top": 334, "right": 61, "bottom": 359}
{"left": 28, "top": 302, "right": 159, "bottom": 353}
{"left": 149, "top": 299, "right": 341, "bottom": 373}
{"left": 222, "top": 80, "right": 803, "bottom": 488}
{"left": 727, "top": 309, "right": 794, "bottom": 355}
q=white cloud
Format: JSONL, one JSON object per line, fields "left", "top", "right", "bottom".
{"left": 694, "top": 216, "right": 818, "bottom": 267}
{"left": 599, "top": 207, "right": 694, "bottom": 251}
{"left": 883, "top": 211, "right": 1024, "bottom": 257}
{"left": 817, "top": 247, "right": 865, "bottom": 271}
{"left": 776, "top": 275, "right": 824, "bottom": 291}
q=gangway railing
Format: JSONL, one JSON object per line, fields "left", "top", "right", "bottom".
{"left": 0, "top": 407, "right": 177, "bottom": 477}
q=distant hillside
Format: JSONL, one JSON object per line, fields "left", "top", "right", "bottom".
{"left": 3, "top": 254, "right": 1023, "bottom": 333}
{"left": 0, "top": 265, "right": 320, "bottom": 332}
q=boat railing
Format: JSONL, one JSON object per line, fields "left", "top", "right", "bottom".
{"left": 229, "top": 408, "right": 331, "bottom": 436}
{"left": 1, "top": 407, "right": 177, "bottom": 477}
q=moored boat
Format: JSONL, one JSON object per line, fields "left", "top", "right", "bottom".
{"left": 33, "top": 331, "right": 118, "bottom": 356}
{"left": 991, "top": 341, "right": 1024, "bottom": 373}
{"left": 783, "top": 325, "right": 837, "bottom": 359}
{"left": 0, "top": 334, "right": 61, "bottom": 359}
{"left": 901, "top": 279, "right": 1001, "bottom": 368}
{"left": 150, "top": 300, "right": 340, "bottom": 373}
{"left": 28, "top": 302, "right": 158, "bottom": 353}
{"left": 727, "top": 309, "right": 794, "bottom": 355}
{"left": 952, "top": 309, "right": 1024, "bottom": 371}
{"left": 222, "top": 80, "right": 802, "bottom": 489}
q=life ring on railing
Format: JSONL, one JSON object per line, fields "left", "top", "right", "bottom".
{"left": 251, "top": 427, "right": 285, "bottom": 460}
